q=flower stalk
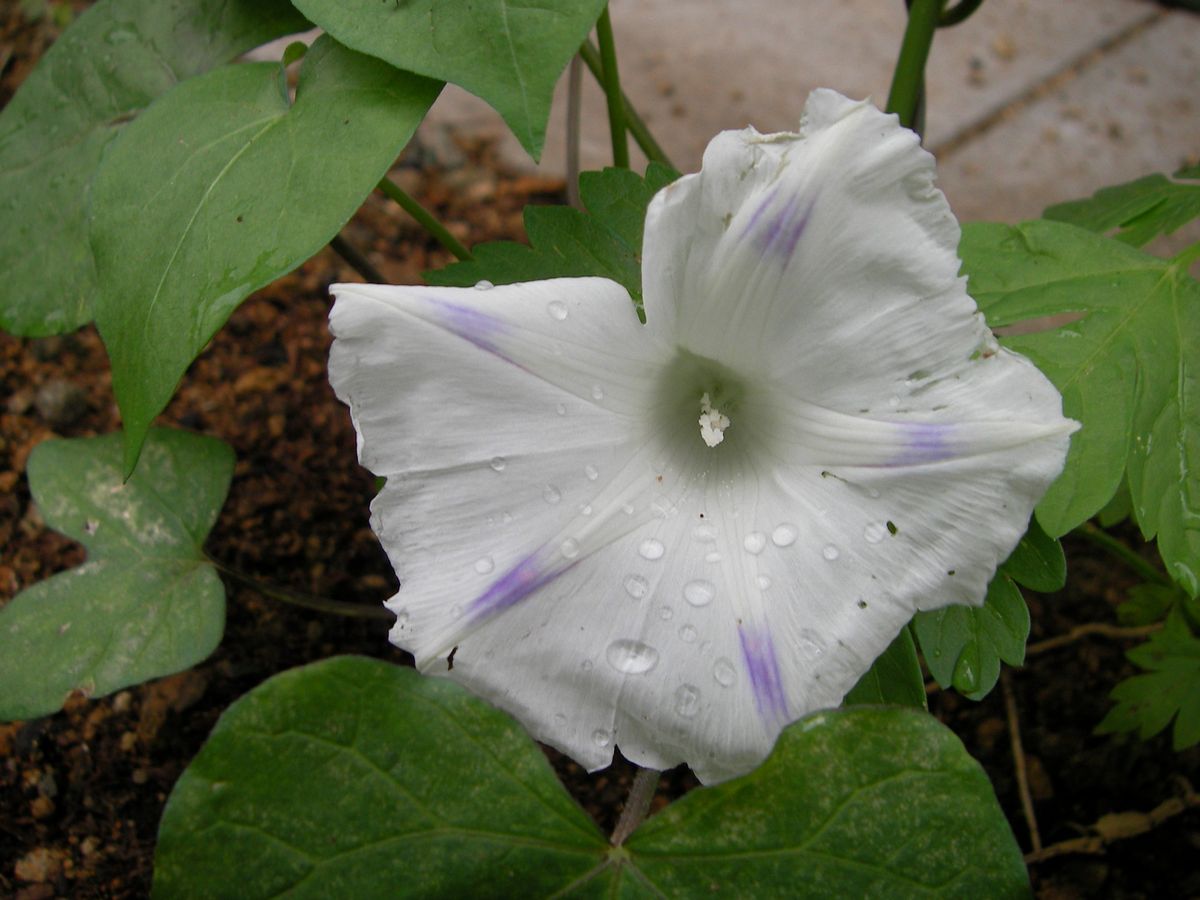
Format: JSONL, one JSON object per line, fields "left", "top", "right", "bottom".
{"left": 611, "top": 767, "right": 661, "bottom": 845}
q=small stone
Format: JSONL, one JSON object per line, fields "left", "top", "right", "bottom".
{"left": 34, "top": 379, "right": 88, "bottom": 429}
{"left": 30, "top": 795, "right": 55, "bottom": 819}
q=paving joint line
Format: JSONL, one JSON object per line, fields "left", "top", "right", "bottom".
{"left": 930, "top": 6, "right": 1167, "bottom": 159}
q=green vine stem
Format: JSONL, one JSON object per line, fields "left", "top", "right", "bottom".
{"left": 566, "top": 53, "right": 584, "bottom": 210}
{"left": 1074, "top": 522, "right": 1171, "bottom": 586}
{"left": 595, "top": 6, "right": 630, "bottom": 168}
{"left": 210, "top": 558, "right": 394, "bottom": 622}
{"left": 939, "top": 0, "right": 986, "bottom": 27}
{"left": 329, "top": 233, "right": 383, "bottom": 283}
{"left": 579, "top": 41, "right": 674, "bottom": 169}
{"left": 886, "top": 0, "right": 943, "bottom": 133}
{"left": 376, "top": 176, "right": 473, "bottom": 262}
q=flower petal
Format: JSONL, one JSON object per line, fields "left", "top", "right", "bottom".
{"left": 642, "top": 89, "right": 970, "bottom": 401}
{"left": 328, "top": 278, "right": 659, "bottom": 476}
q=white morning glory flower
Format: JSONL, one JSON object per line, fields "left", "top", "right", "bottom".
{"left": 328, "top": 89, "right": 1075, "bottom": 784}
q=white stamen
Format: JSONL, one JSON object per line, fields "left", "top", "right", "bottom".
{"left": 699, "top": 392, "right": 731, "bottom": 447}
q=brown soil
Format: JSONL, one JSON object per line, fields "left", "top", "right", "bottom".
{"left": 2, "top": 6, "right": 1198, "bottom": 898}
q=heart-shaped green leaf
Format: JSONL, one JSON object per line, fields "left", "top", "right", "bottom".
{"left": 962, "top": 220, "right": 1200, "bottom": 596}
{"left": 90, "top": 35, "right": 441, "bottom": 473}
{"left": 155, "top": 657, "right": 1028, "bottom": 897}
{"left": 0, "top": 428, "right": 233, "bottom": 721}
{"left": 290, "top": 0, "right": 607, "bottom": 159}
{"left": 153, "top": 656, "right": 607, "bottom": 897}
{"left": 0, "top": 0, "right": 309, "bottom": 336}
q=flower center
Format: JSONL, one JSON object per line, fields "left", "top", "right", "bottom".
{"left": 698, "top": 392, "right": 730, "bottom": 447}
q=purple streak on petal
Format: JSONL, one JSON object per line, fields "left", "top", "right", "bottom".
{"left": 743, "top": 189, "right": 812, "bottom": 263}
{"left": 424, "top": 297, "right": 518, "bottom": 365}
{"left": 468, "top": 552, "right": 561, "bottom": 620}
{"left": 739, "top": 626, "right": 789, "bottom": 722}
{"left": 888, "top": 423, "right": 956, "bottom": 466}
{"left": 743, "top": 188, "right": 778, "bottom": 234}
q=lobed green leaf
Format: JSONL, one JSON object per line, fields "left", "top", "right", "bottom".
{"left": 90, "top": 35, "right": 441, "bottom": 473}
{"left": 0, "top": 429, "right": 233, "bottom": 721}
{"left": 961, "top": 220, "right": 1200, "bottom": 597}
{"left": 0, "top": 0, "right": 309, "bottom": 336}
{"left": 289, "top": 0, "right": 607, "bottom": 159}
{"left": 915, "top": 574, "right": 1029, "bottom": 701}
{"left": 428, "top": 163, "right": 680, "bottom": 307}
{"left": 155, "top": 658, "right": 1027, "bottom": 897}
{"left": 843, "top": 626, "right": 927, "bottom": 709}
{"left": 1096, "top": 609, "right": 1200, "bottom": 750}
{"left": 1043, "top": 167, "right": 1200, "bottom": 247}
{"left": 1001, "top": 517, "right": 1066, "bottom": 593}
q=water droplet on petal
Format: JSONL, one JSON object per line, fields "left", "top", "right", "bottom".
{"left": 713, "top": 657, "right": 737, "bottom": 687}
{"left": 393, "top": 610, "right": 409, "bottom": 626}
{"left": 501, "top": 512, "right": 514, "bottom": 524}
{"left": 582, "top": 659, "right": 594, "bottom": 671}
{"left": 624, "top": 575, "right": 648, "bottom": 599}
{"left": 683, "top": 580, "right": 715, "bottom": 607}
{"left": 554, "top": 713, "right": 567, "bottom": 727}
{"left": 888, "top": 394, "right": 901, "bottom": 407}
{"left": 489, "top": 456, "right": 506, "bottom": 472}
{"left": 705, "top": 550, "right": 722, "bottom": 564}
{"left": 674, "top": 684, "right": 700, "bottom": 718}
{"left": 474, "top": 556, "right": 495, "bottom": 574}
{"left": 798, "top": 629, "right": 826, "bottom": 657}
{"left": 579, "top": 503, "right": 593, "bottom": 516}
{"left": 606, "top": 639, "right": 659, "bottom": 674}
{"left": 638, "top": 538, "right": 665, "bottom": 560}
{"left": 622, "top": 503, "right": 635, "bottom": 516}
{"left": 584, "top": 464, "right": 599, "bottom": 481}
{"left": 743, "top": 532, "right": 767, "bottom": 555}
{"left": 547, "top": 300, "right": 568, "bottom": 320}
{"left": 679, "top": 624, "right": 697, "bottom": 643}
{"left": 543, "top": 485, "right": 562, "bottom": 504}
{"left": 771, "top": 523, "right": 799, "bottom": 547}
{"left": 659, "top": 605, "right": 674, "bottom": 620}
{"left": 474, "top": 279, "right": 494, "bottom": 290}
{"left": 592, "top": 728, "right": 611, "bottom": 748}
{"left": 556, "top": 403, "right": 567, "bottom": 416}
{"left": 864, "top": 522, "right": 886, "bottom": 544}
{"left": 591, "top": 385, "right": 605, "bottom": 401}
{"left": 756, "top": 574, "right": 772, "bottom": 590}
{"left": 822, "top": 544, "right": 840, "bottom": 561}
{"left": 450, "top": 604, "right": 464, "bottom": 619}
{"left": 560, "top": 538, "right": 580, "bottom": 559}
{"left": 693, "top": 523, "right": 717, "bottom": 542}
